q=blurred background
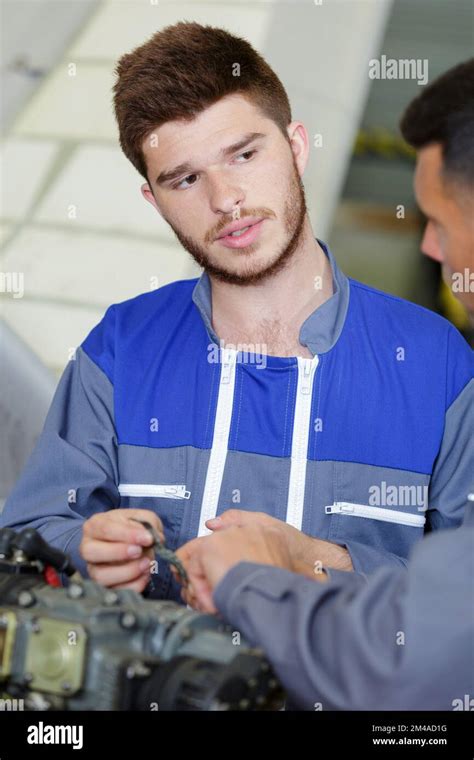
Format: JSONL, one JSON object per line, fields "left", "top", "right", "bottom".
{"left": 1, "top": 0, "right": 473, "bottom": 508}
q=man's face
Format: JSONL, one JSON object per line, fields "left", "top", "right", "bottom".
{"left": 141, "top": 94, "right": 307, "bottom": 285}
{"left": 414, "top": 143, "right": 474, "bottom": 314}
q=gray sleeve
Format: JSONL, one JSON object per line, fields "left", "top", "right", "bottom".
{"left": 335, "top": 539, "right": 409, "bottom": 573}
{"left": 213, "top": 520, "right": 474, "bottom": 710}
{"left": 428, "top": 378, "right": 474, "bottom": 530}
{"left": 0, "top": 346, "right": 120, "bottom": 577}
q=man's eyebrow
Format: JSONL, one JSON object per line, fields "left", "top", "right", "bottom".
{"left": 155, "top": 131, "right": 266, "bottom": 186}
{"left": 220, "top": 131, "right": 266, "bottom": 158}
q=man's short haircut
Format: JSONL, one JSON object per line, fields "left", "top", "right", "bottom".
{"left": 113, "top": 22, "right": 292, "bottom": 181}
{"left": 400, "top": 58, "right": 474, "bottom": 188}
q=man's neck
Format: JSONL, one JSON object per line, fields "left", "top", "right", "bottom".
{"left": 209, "top": 218, "right": 333, "bottom": 357}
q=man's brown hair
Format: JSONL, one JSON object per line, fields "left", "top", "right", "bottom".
{"left": 112, "top": 22, "right": 292, "bottom": 181}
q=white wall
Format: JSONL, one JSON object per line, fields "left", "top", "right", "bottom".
{"left": 0, "top": 0, "right": 392, "bottom": 377}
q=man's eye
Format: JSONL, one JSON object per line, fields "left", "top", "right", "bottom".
{"left": 175, "top": 173, "right": 198, "bottom": 190}
{"left": 235, "top": 150, "right": 256, "bottom": 163}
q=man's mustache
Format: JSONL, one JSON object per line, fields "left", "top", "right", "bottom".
{"left": 205, "top": 207, "right": 276, "bottom": 244}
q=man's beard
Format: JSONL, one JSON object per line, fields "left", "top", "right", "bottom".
{"left": 167, "top": 162, "right": 308, "bottom": 286}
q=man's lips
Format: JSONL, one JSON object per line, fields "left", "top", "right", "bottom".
{"left": 216, "top": 216, "right": 264, "bottom": 240}
{"left": 215, "top": 217, "right": 265, "bottom": 249}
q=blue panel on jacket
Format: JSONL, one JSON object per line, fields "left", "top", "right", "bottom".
{"left": 81, "top": 274, "right": 473, "bottom": 472}
{"left": 82, "top": 279, "right": 220, "bottom": 450}
{"left": 308, "top": 280, "right": 473, "bottom": 474}
{"left": 228, "top": 357, "right": 299, "bottom": 458}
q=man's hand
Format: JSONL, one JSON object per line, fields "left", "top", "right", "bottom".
{"left": 176, "top": 524, "right": 297, "bottom": 613}
{"left": 80, "top": 509, "right": 164, "bottom": 593}
{"left": 206, "top": 510, "right": 353, "bottom": 575}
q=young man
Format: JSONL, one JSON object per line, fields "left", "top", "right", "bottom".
{"left": 174, "top": 59, "right": 474, "bottom": 710}
{"left": 1, "top": 25, "right": 472, "bottom": 603}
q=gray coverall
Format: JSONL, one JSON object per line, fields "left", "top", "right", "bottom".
{"left": 213, "top": 501, "right": 474, "bottom": 710}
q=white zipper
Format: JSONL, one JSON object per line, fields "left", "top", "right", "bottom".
{"left": 285, "top": 355, "right": 319, "bottom": 530}
{"left": 118, "top": 484, "right": 191, "bottom": 500}
{"left": 198, "top": 347, "right": 238, "bottom": 536}
{"left": 325, "top": 502, "right": 426, "bottom": 527}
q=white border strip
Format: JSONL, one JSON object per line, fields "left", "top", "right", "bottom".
{"left": 325, "top": 502, "right": 426, "bottom": 527}
{"left": 118, "top": 484, "right": 190, "bottom": 499}
{"left": 198, "top": 348, "right": 238, "bottom": 536}
{"left": 285, "top": 355, "right": 319, "bottom": 531}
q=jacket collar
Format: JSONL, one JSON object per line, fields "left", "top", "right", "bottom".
{"left": 191, "top": 239, "right": 350, "bottom": 355}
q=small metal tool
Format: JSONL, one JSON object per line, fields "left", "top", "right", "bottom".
{"left": 129, "top": 518, "right": 189, "bottom": 587}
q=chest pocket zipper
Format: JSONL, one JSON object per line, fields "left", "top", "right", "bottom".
{"left": 325, "top": 502, "right": 426, "bottom": 527}
{"left": 118, "top": 484, "right": 191, "bottom": 500}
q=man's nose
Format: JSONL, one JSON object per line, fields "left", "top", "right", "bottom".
{"left": 207, "top": 172, "right": 245, "bottom": 215}
{"left": 420, "top": 221, "right": 443, "bottom": 263}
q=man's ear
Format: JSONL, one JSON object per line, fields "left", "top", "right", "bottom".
{"left": 141, "top": 182, "right": 163, "bottom": 217}
{"left": 286, "top": 121, "right": 310, "bottom": 177}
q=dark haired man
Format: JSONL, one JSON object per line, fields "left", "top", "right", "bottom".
{"left": 1, "top": 27, "right": 472, "bottom": 608}
{"left": 400, "top": 58, "right": 474, "bottom": 321}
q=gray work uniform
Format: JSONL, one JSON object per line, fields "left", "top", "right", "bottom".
{"left": 213, "top": 503, "right": 474, "bottom": 710}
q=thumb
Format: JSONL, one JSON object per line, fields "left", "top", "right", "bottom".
{"left": 206, "top": 510, "right": 242, "bottom": 531}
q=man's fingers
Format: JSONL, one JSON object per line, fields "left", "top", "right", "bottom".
{"left": 186, "top": 554, "right": 217, "bottom": 614}
{"left": 125, "top": 509, "right": 165, "bottom": 541}
{"left": 87, "top": 556, "right": 151, "bottom": 587}
{"left": 83, "top": 514, "right": 154, "bottom": 546}
{"left": 205, "top": 509, "right": 272, "bottom": 532}
{"left": 81, "top": 538, "right": 145, "bottom": 564}
{"left": 206, "top": 509, "right": 243, "bottom": 531}
{"left": 109, "top": 571, "right": 150, "bottom": 593}
{"left": 176, "top": 536, "right": 206, "bottom": 566}
{"left": 181, "top": 585, "right": 197, "bottom": 607}
{"left": 189, "top": 576, "right": 216, "bottom": 614}
{"left": 83, "top": 509, "right": 165, "bottom": 546}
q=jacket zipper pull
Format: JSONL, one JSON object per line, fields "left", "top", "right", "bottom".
{"left": 220, "top": 348, "right": 236, "bottom": 384}
{"left": 300, "top": 357, "right": 317, "bottom": 395}
{"left": 325, "top": 503, "right": 352, "bottom": 515}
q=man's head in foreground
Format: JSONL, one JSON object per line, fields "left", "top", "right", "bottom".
{"left": 113, "top": 22, "right": 311, "bottom": 286}
{"left": 400, "top": 58, "right": 474, "bottom": 317}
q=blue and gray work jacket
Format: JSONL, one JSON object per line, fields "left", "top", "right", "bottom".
{"left": 2, "top": 241, "right": 473, "bottom": 601}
